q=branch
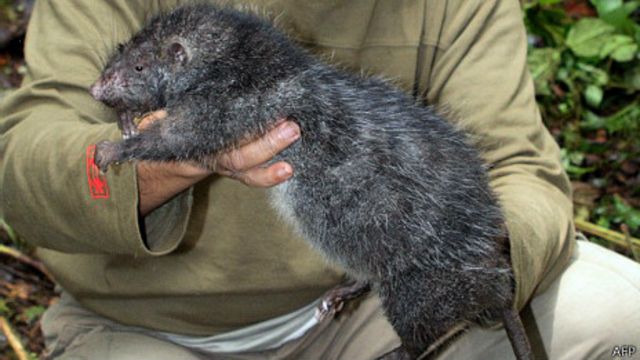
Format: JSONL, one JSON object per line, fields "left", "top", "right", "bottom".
{"left": 0, "top": 316, "right": 29, "bottom": 360}
{"left": 0, "top": 243, "right": 55, "bottom": 283}
{"left": 621, "top": 224, "right": 640, "bottom": 262}
{"left": 575, "top": 218, "right": 640, "bottom": 252}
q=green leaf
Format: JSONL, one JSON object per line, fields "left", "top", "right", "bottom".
{"left": 527, "top": 48, "right": 562, "bottom": 95}
{"left": 581, "top": 110, "right": 606, "bottom": 130}
{"left": 596, "top": 216, "right": 611, "bottom": 229}
{"left": 560, "top": 148, "right": 596, "bottom": 176}
{"left": 567, "top": 18, "right": 616, "bottom": 59}
{"left": 604, "top": 102, "right": 640, "bottom": 133}
{"left": 558, "top": 102, "right": 571, "bottom": 114}
{"left": 566, "top": 164, "right": 597, "bottom": 177}
{"left": 0, "top": 217, "right": 18, "bottom": 244}
{"left": 584, "top": 84, "right": 604, "bottom": 107}
{"left": 612, "top": 195, "right": 640, "bottom": 231}
{"left": 21, "top": 305, "right": 45, "bottom": 323}
{"left": 590, "top": 0, "right": 624, "bottom": 15}
{"left": 524, "top": 7, "right": 570, "bottom": 47}
{"left": 576, "top": 62, "right": 609, "bottom": 86}
{"left": 540, "top": 0, "right": 563, "bottom": 4}
{"left": 595, "top": 1, "right": 640, "bottom": 34}
{"left": 582, "top": 102, "right": 640, "bottom": 136}
{"left": 621, "top": 65, "right": 640, "bottom": 90}
{"left": 610, "top": 42, "right": 638, "bottom": 62}
{"left": 0, "top": 299, "right": 8, "bottom": 315}
{"left": 600, "top": 34, "right": 638, "bottom": 62}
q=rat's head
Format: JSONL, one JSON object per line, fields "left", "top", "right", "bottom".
{"left": 91, "top": 4, "right": 305, "bottom": 110}
{"left": 89, "top": 30, "right": 189, "bottom": 111}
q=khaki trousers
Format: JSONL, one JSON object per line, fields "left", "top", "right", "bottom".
{"left": 42, "top": 240, "right": 640, "bottom": 360}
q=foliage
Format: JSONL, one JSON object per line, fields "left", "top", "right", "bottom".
{"left": 0, "top": 299, "right": 9, "bottom": 315}
{"left": 594, "top": 194, "right": 640, "bottom": 230}
{"left": 524, "top": 0, "right": 640, "bottom": 241}
{"left": 18, "top": 306, "right": 45, "bottom": 324}
{"left": 1, "top": 223, "right": 53, "bottom": 358}
{"left": 0, "top": 218, "right": 30, "bottom": 253}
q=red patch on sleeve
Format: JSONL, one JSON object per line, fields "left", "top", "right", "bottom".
{"left": 86, "top": 145, "right": 110, "bottom": 199}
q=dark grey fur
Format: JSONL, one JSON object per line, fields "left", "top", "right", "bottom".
{"left": 91, "top": 4, "right": 534, "bottom": 360}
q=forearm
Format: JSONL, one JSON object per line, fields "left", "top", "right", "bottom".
{"left": 0, "top": 0, "right": 197, "bottom": 255}
{"left": 137, "top": 161, "right": 211, "bottom": 217}
{"left": 134, "top": 115, "right": 299, "bottom": 216}
{"left": 421, "top": 0, "right": 575, "bottom": 308}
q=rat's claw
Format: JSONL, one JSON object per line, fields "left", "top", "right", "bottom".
{"left": 94, "top": 140, "right": 120, "bottom": 172}
{"left": 322, "top": 300, "right": 331, "bottom": 312}
{"left": 314, "top": 281, "right": 371, "bottom": 322}
{"left": 119, "top": 113, "right": 140, "bottom": 139}
{"left": 121, "top": 123, "right": 139, "bottom": 139}
{"left": 314, "top": 295, "right": 348, "bottom": 322}
{"left": 315, "top": 299, "right": 338, "bottom": 322}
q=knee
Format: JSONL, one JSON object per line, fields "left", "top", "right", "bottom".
{"left": 531, "top": 241, "right": 640, "bottom": 358}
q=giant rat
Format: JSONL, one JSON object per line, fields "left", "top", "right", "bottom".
{"left": 90, "top": 4, "right": 535, "bottom": 359}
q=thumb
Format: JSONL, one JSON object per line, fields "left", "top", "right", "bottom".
{"left": 138, "top": 110, "right": 168, "bottom": 130}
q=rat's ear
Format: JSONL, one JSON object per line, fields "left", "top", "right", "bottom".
{"left": 167, "top": 41, "right": 190, "bottom": 65}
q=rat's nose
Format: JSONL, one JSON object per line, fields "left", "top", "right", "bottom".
{"left": 89, "top": 80, "right": 104, "bottom": 100}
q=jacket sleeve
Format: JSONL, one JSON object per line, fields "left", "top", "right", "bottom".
{"left": 0, "top": 0, "right": 191, "bottom": 256}
{"left": 420, "top": 0, "right": 575, "bottom": 309}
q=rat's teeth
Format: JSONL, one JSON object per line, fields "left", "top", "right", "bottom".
{"left": 321, "top": 300, "right": 330, "bottom": 312}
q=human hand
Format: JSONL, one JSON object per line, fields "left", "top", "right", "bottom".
{"left": 136, "top": 110, "right": 299, "bottom": 215}
{"left": 137, "top": 110, "right": 299, "bottom": 188}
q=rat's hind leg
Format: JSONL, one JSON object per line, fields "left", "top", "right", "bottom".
{"left": 316, "top": 281, "right": 371, "bottom": 321}
{"left": 377, "top": 268, "right": 473, "bottom": 359}
{"left": 376, "top": 347, "right": 412, "bottom": 360}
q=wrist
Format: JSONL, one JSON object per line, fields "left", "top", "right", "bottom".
{"left": 136, "top": 161, "right": 211, "bottom": 216}
{"left": 151, "top": 161, "right": 212, "bottom": 180}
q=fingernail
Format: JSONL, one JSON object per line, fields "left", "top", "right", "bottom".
{"left": 277, "top": 165, "right": 292, "bottom": 179}
{"left": 280, "top": 123, "right": 299, "bottom": 140}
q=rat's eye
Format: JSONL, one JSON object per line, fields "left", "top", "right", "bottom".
{"left": 135, "top": 65, "right": 144, "bottom": 72}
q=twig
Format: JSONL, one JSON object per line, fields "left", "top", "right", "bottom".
{"left": 0, "top": 316, "right": 29, "bottom": 360}
{"left": 575, "top": 219, "right": 640, "bottom": 252}
{"left": 0, "top": 218, "right": 18, "bottom": 243}
{"left": 621, "top": 224, "right": 640, "bottom": 262}
{"left": 0, "top": 243, "right": 54, "bottom": 283}
{"left": 0, "top": 261, "right": 53, "bottom": 290}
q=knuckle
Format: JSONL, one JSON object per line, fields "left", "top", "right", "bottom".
{"left": 240, "top": 171, "right": 260, "bottom": 187}
{"left": 228, "top": 170, "right": 245, "bottom": 182}
{"left": 226, "top": 150, "right": 246, "bottom": 171}
{"left": 248, "top": 168, "right": 276, "bottom": 188}
{"left": 263, "top": 133, "right": 282, "bottom": 157}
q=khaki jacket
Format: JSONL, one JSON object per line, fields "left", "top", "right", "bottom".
{"left": 0, "top": 0, "right": 574, "bottom": 335}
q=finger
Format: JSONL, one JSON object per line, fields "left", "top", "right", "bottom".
{"left": 217, "top": 120, "right": 300, "bottom": 172}
{"left": 138, "top": 110, "right": 168, "bottom": 130}
{"left": 226, "top": 161, "right": 293, "bottom": 188}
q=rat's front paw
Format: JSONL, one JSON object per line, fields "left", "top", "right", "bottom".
{"left": 118, "top": 112, "right": 139, "bottom": 139}
{"left": 94, "top": 140, "right": 121, "bottom": 172}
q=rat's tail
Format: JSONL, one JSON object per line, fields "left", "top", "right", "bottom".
{"left": 502, "top": 306, "right": 541, "bottom": 360}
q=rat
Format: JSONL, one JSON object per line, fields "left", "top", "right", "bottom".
{"left": 90, "top": 4, "right": 535, "bottom": 360}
